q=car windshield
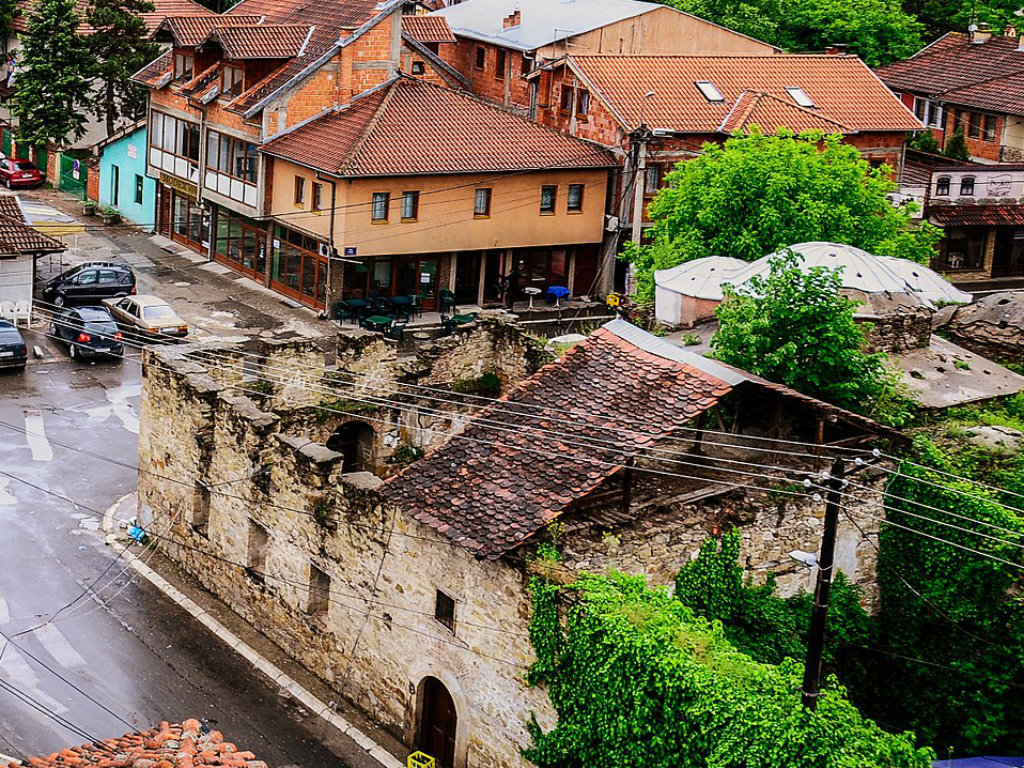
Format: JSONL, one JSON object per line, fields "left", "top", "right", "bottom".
{"left": 14, "top": 162, "right": 36, "bottom": 171}
{"left": 84, "top": 321, "right": 118, "bottom": 336}
{"left": 143, "top": 305, "right": 176, "bottom": 320}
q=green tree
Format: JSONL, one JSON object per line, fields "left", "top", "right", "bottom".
{"left": 658, "top": 0, "right": 781, "bottom": 47}
{"left": 87, "top": 0, "right": 158, "bottom": 137}
{"left": 629, "top": 130, "right": 940, "bottom": 301}
{"left": 943, "top": 124, "right": 971, "bottom": 162}
{"left": 12, "top": 0, "right": 93, "bottom": 149}
{"left": 0, "top": 0, "right": 19, "bottom": 40}
{"left": 710, "top": 252, "right": 893, "bottom": 413}
{"left": 907, "top": 129, "right": 942, "bottom": 154}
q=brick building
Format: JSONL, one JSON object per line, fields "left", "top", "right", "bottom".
{"left": 260, "top": 76, "right": 617, "bottom": 310}
{"left": 138, "top": 316, "right": 897, "bottom": 768}
{"left": 130, "top": 0, "right": 406, "bottom": 282}
{"left": 877, "top": 26, "right": 1024, "bottom": 164}
{"left": 530, "top": 53, "right": 923, "bottom": 236}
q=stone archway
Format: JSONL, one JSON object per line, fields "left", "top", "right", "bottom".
{"left": 417, "top": 676, "right": 458, "bottom": 768}
{"left": 326, "top": 420, "right": 375, "bottom": 473}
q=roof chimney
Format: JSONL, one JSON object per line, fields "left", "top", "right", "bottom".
{"left": 503, "top": 9, "right": 521, "bottom": 29}
{"left": 970, "top": 22, "right": 993, "bottom": 44}
{"left": 1005, "top": 23, "right": 1018, "bottom": 36}
{"left": 824, "top": 42, "right": 847, "bottom": 55}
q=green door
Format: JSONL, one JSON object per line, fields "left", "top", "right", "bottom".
{"left": 59, "top": 154, "right": 88, "bottom": 199}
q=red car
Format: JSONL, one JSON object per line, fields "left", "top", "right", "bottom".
{"left": 0, "top": 158, "right": 43, "bottom": 188}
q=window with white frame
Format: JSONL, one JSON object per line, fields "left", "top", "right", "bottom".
{"left": 914, "top": 97, "right": 945, "bottom": 129}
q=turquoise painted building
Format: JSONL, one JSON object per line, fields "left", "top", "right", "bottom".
{"left": 98, "top": 122, "right": 155, "bottom": 230}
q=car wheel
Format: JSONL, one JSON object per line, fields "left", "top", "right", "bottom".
{"left": 49, "top": 322, "right": 58, "bottom": 338}
{"left": 4, "top": 178, "right": 10, "bottom": 190}
{"left": 54, "top": 295, "right": 65, "bottom": 308}
{"left": 69, "top": 344, "right": 77, "bottom": 360}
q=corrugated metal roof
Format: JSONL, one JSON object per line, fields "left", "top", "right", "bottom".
{"left": 433, "top": 0, "right": 662, "bottom": 51}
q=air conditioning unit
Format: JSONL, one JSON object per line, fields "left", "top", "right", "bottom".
{"left": 318, "top": 242, "right": 333, "bottom": 259}
{"left": 605, "top": 215, "right": 620, "bottom": 232}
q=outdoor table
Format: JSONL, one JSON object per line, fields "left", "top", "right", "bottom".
{"left": 546, "top": 286, "right": 570, "bottom": 307}
{"left": 362, "top": 315, "right": 392, "bottom": 333}
{"left": 523, "top": 286, "right": 542, "bottom": 310}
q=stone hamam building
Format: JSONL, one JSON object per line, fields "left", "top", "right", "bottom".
{"left": 137, "top": 316, "right": 900, "bottom": 768}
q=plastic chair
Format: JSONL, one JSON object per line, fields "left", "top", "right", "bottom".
{"left": 439, "top": 288, "right": 456, "bottom": 315}
{"left": 333, "top": 300, "right": 355, "bottom": 324}
{"left": 13, "top": 300, "right": 30, "bottom": 326}
{"left": 0, "top": 301, "right": 15, "bottom": 321}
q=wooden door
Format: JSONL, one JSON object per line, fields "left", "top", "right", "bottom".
{"left": 419, "top": 677, "right": 457, "bottom": 768}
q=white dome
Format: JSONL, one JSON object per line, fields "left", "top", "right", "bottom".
{"left": 654, "top": 256, "right": 748, "bottom": 301}
{"left": 877, "top": 256, "right": 973, "bottom": 306}
{"left": 738, "top": 242, "right": 912, "bottom": 295}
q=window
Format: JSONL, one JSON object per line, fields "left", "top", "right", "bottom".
{"left": 371, "top": 192, "right": 390, "bottom": 222}
{"left": 495, "top": 48, "right": 506, "bottom": 79}
{"left": 173, "top": 51, "right": 193, "bottom": 82}
{"left": 941, "top": 227, "right": 986, "bottom": 269}
{"left": 311, "top": 182, "right": 323, "bottom": 213}
{"left": 540, "top": 185, "right": 557, "bottom": 214}
{"left": 221, "top": 64, "right": 244, "bottom": 96}
{"left": 983, "top": 113, "right": 997, "bottom": 142}
{"left": 205, "top": 130, "right": 257, "bottom": 183}
{"left": 521, "top": 54, "right": 532, "bottom": 77}
{"left": 111, "top": 164, "right": 119, "bottom": 207}
{"left": 567, "top": 183, "right": 584, "bottom": 212}
{"left": 294, "top": 176, "right": 306, "bottom": 206}
{"left": 411, "top": 60, "right": 425, "bottom": 75}
{"left": 401, "top": 190, "right": 419, "bottom": 220}
{"left": 134, "top": 174, "right": 144, "bottom": 205}
{"left": 474, "top": 187, "right": 492, "bottom": 217}
{"left": 475, "top": 46, "right": 486, "bottom": 70}
{"left": 968, "top": 111, "right": 982, "bottom": 139}
{"left": 153, "top": 113, "right": 200, "bottom": 162}
{"left": 785, "top": 86, "right": 814, "bottom": 108}
{"left": 577, "top": 90, "right": 591, "bottom": 116}
{"left": 307, "top": 563, "right": 330, "bottom": 618}
{"left": 935, "top": 176, "right": 951, "bottom": 196}
{"left": 960, "top": 176, "right": 976, "bottom": 196}
{"left": 695, "top": 80, "right": 723, "bottom": 102}
{"left": 247, "top": 520, "right": 269, "bottom": 583}
{"left": 192, "top": 482, "right": 210, "bottom": 537}
{"left": 645, "top": 164, "right": 662, "bottom": 194}
{"left": 434, "top": 589, "right": 455, "bottom": 632}
{"left": 560, "top": 84, "right": 574, "bottom": 113}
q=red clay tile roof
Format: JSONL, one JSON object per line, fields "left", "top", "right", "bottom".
{"left": 132, "top": 49, "right": 174, "bottom": 88}
{"left": 0, "top": 194, "right": 64, "bottom": 253}
{"left": 12, "top": 0, "right": 214, "bottom": 36}
{"left": 204, "top": 23, "right": 312, "bottom": 59}
{"left": 719, "top": 90, "right": 853, "bottom": 134}
{"left": 262, "top": 76, "right": 617, "bottom": 176}
{"left": 876, "top": 33, "right": 1024, "bottom": 116}
{"left": 3, "top": 720, "right": 267, "bottom": 768}
{"left": 402, "top": 14, "right": 455, "bottom": 44}
{"left": 928, "top": 204, "right": 1024, "bottom": 226}
{"left": 154, "top": 14, "right": 265, "bottom": 46}
{"left": 380, "top": 322, "right": 734, "bottom": 559}
{"left": 568, "top": 54, "right": 921, "bottom": 134}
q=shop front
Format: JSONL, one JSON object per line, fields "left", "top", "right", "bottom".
{"left": 270, "top": 225, "right": 329, "bottom": 310}
{"left": 214, "top": 208, "right": 267, "bottom": 281}
{"left": 342, "top": 254, "right": 440, "bottom": 310}
{"left": 156, "top": 174, "right": 208, "bottom": 255}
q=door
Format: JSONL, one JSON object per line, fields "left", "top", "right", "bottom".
{"left": 454, "top": 252, "right": 481, "bottom": 304}
{"left": 418, "top": 677, "right": 457, "bottom": 768}
{"left": 71, "top": 270, "right": 98, "bottom": 302}
{"left": 394, "top": 257, "right": 438, "bottom": 310}
{"left": 992, "top": 228, "right": 1024, "bottom": 277}
{"left": 111, "top": 164, "right": 120, "bottom": 207}
{"left": 158, "top": 187, "right": 171, "bottom": 237}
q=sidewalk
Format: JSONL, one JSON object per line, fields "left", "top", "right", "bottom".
{"left": 102, "top": 494, "right": 409, "bottom": 768}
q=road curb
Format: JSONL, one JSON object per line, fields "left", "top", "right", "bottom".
{"left": 105, "top": 533, "right": 405, "bottom": 768}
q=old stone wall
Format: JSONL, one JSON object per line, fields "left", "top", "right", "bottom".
{"left": 861, "top": 305, "right": 933, "bottom": 353}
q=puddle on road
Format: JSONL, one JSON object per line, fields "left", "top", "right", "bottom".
{"left": 0, "top": 477, "right": 16, "bottom": 506}
{"left": 23, "top": 410, "right": 53, "bottom": 462}
{"left": 65, "top": 383, "right": 141, "bottom": 435}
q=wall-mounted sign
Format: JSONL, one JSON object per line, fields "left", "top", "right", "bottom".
{"left": 158, "top": 171, "right": 198, "bottom": 199}
{"left": 127, "top": 144, "right": 138, "bottom": 160}
{"left": 344, "top": 246, "right": 357, "bottom": 256}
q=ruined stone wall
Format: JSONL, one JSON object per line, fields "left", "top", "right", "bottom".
{"left": 862, "top": 306, "right": 933, "bottom": 353}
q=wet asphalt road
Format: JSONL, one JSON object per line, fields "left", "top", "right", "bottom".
{"left": 0, "top": 343, "right": 346, "bottom": 765}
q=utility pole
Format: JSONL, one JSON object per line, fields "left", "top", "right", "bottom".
{"left": 630, "top": 125, "right": 650, "bottom": 245}
{"left": 801, "top": 456, "right": 846, "bottom": 711}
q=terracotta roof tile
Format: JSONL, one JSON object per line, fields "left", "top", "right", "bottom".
{"left": 3, "top": 721, "right": 264, "bottom": 768}
{"left": 928, "top": 204, "right": 1024, "bottom": 226}
{"left": 206, "top": 24, "right": 312, "bottom": 59}
{"left": 719, "top": 90, "right": 853, "bottom": 134}
{"left": 154, "top": 14, "right": 265, "bottom": 46}
{"left": 0, "top": 194, "right": 64, "bottom": 253}
{"left": 569, "top": 54, "right": 921, "bottom": 133}
{"left": 12, "top": 0, "right": 214, "bottom": 35}
{"left": 402, "top": 14, "right": 455, "bottom": 44}
{"left": 131, "top": 49, "right": 173, "bottom": 88}
{"left": 262, "top": 76, "right": 617, "bottom": 176}
{"left": 379, "top": 324, "right": 733, "bottom": 559}
{"left": 876, "top": 32, "right": 1024, "bottom": 115}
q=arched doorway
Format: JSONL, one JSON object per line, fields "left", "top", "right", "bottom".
{"left": 417, "top": 676, "right": 457, "bottom": 767}
{"left": 326, "top": 421, "right": 375, "bottom": 473}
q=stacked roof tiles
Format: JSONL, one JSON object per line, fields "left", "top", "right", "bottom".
{"left": 262, "top": 77, "right": 617, "bottom": 177}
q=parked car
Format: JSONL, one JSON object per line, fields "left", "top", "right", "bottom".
{"left": 0, "top": 158, "right": 43, "bottom": 188}
{"left": 41, "top": 262, "right": 136, "bottom": 308}
{"left": 0, "top": 319, "right": 28, "bottom": 369}
{"left": 49, "top": 306, "right": 124, "bottom": 360}
{"left": 102, "top": 294, "right": 189, "bottom": 341}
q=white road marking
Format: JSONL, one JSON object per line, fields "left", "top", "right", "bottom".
{"left": 0, "top": 595, "right": 9, "bottom": 625}
{"left": 0, "top": 477, "right": 16, "bottom": 507}
{"left": 22, "top": 411, "right": 52, "bottom": 462}
{"left": 34, "top": 624, "right": 87, "bottom": 670}
{"left": 105, "top": 383, "right": 140, "bottom": 435}
{"left": 0, "top": 647, "right": 68, "bottom": 714}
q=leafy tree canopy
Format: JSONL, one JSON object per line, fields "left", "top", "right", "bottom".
{"left": 710, "top": 252, "right": 899, "bottom": 414}
{"left": 628, "top": 131, "right": 941, "bottom": 302}
{"left": 525, "top": 572, "right": 932, "bottom": 768}
{"left": 12, "top": 0, "right": 93, "bottom": 148}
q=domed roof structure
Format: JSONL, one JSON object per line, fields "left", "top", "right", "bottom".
{"left": 877, "top": 255, "right": 973, "bottom": 306}
{"left": 654, "top": 256, "right": 747, "bottom": 301}
{"left": 737, "top": 242, "right": 914, "bottom": 295}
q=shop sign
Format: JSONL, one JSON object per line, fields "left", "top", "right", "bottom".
{"left": 158, "top": 171, "right": 198, "bottom": 199}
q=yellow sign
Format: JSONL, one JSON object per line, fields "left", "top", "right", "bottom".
{"left": 158, "top": 172, "right": 197, "bottom": 199}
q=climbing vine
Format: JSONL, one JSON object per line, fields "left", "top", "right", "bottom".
{"left": 526, "top": 572, "right": 931, "bottom": 768}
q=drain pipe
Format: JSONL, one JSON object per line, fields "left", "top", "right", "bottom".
{"left": 316, "top": 171, "right": 338, "bottom": 315}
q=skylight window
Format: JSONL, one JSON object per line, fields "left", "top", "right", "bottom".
{"left": 786, "top": 86, "right": 815, "bottom": 108}
{"left": 695, "top": 81, "right": 724, "bottom": 102}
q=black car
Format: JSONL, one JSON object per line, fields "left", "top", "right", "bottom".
{"left": 49, "top": 306, "right": 124, "bottom": 360}
{"left": 0, "top": 320, "right": 27, "bottom": 369}
{"left": 41, "top": 262, "right": 136, "bottom": 308}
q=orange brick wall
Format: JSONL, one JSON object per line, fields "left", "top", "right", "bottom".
{"left": 283, "top": 60, "right": 341, "bottom": 130}
{"left": 440, "top": 38, "right": 532, "bottom": 109}
{"left": 536, "top": 68, "right": 624, "bottom": 147}
{"left": 86, "top": 158, "right": 100, "bottom": 202}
